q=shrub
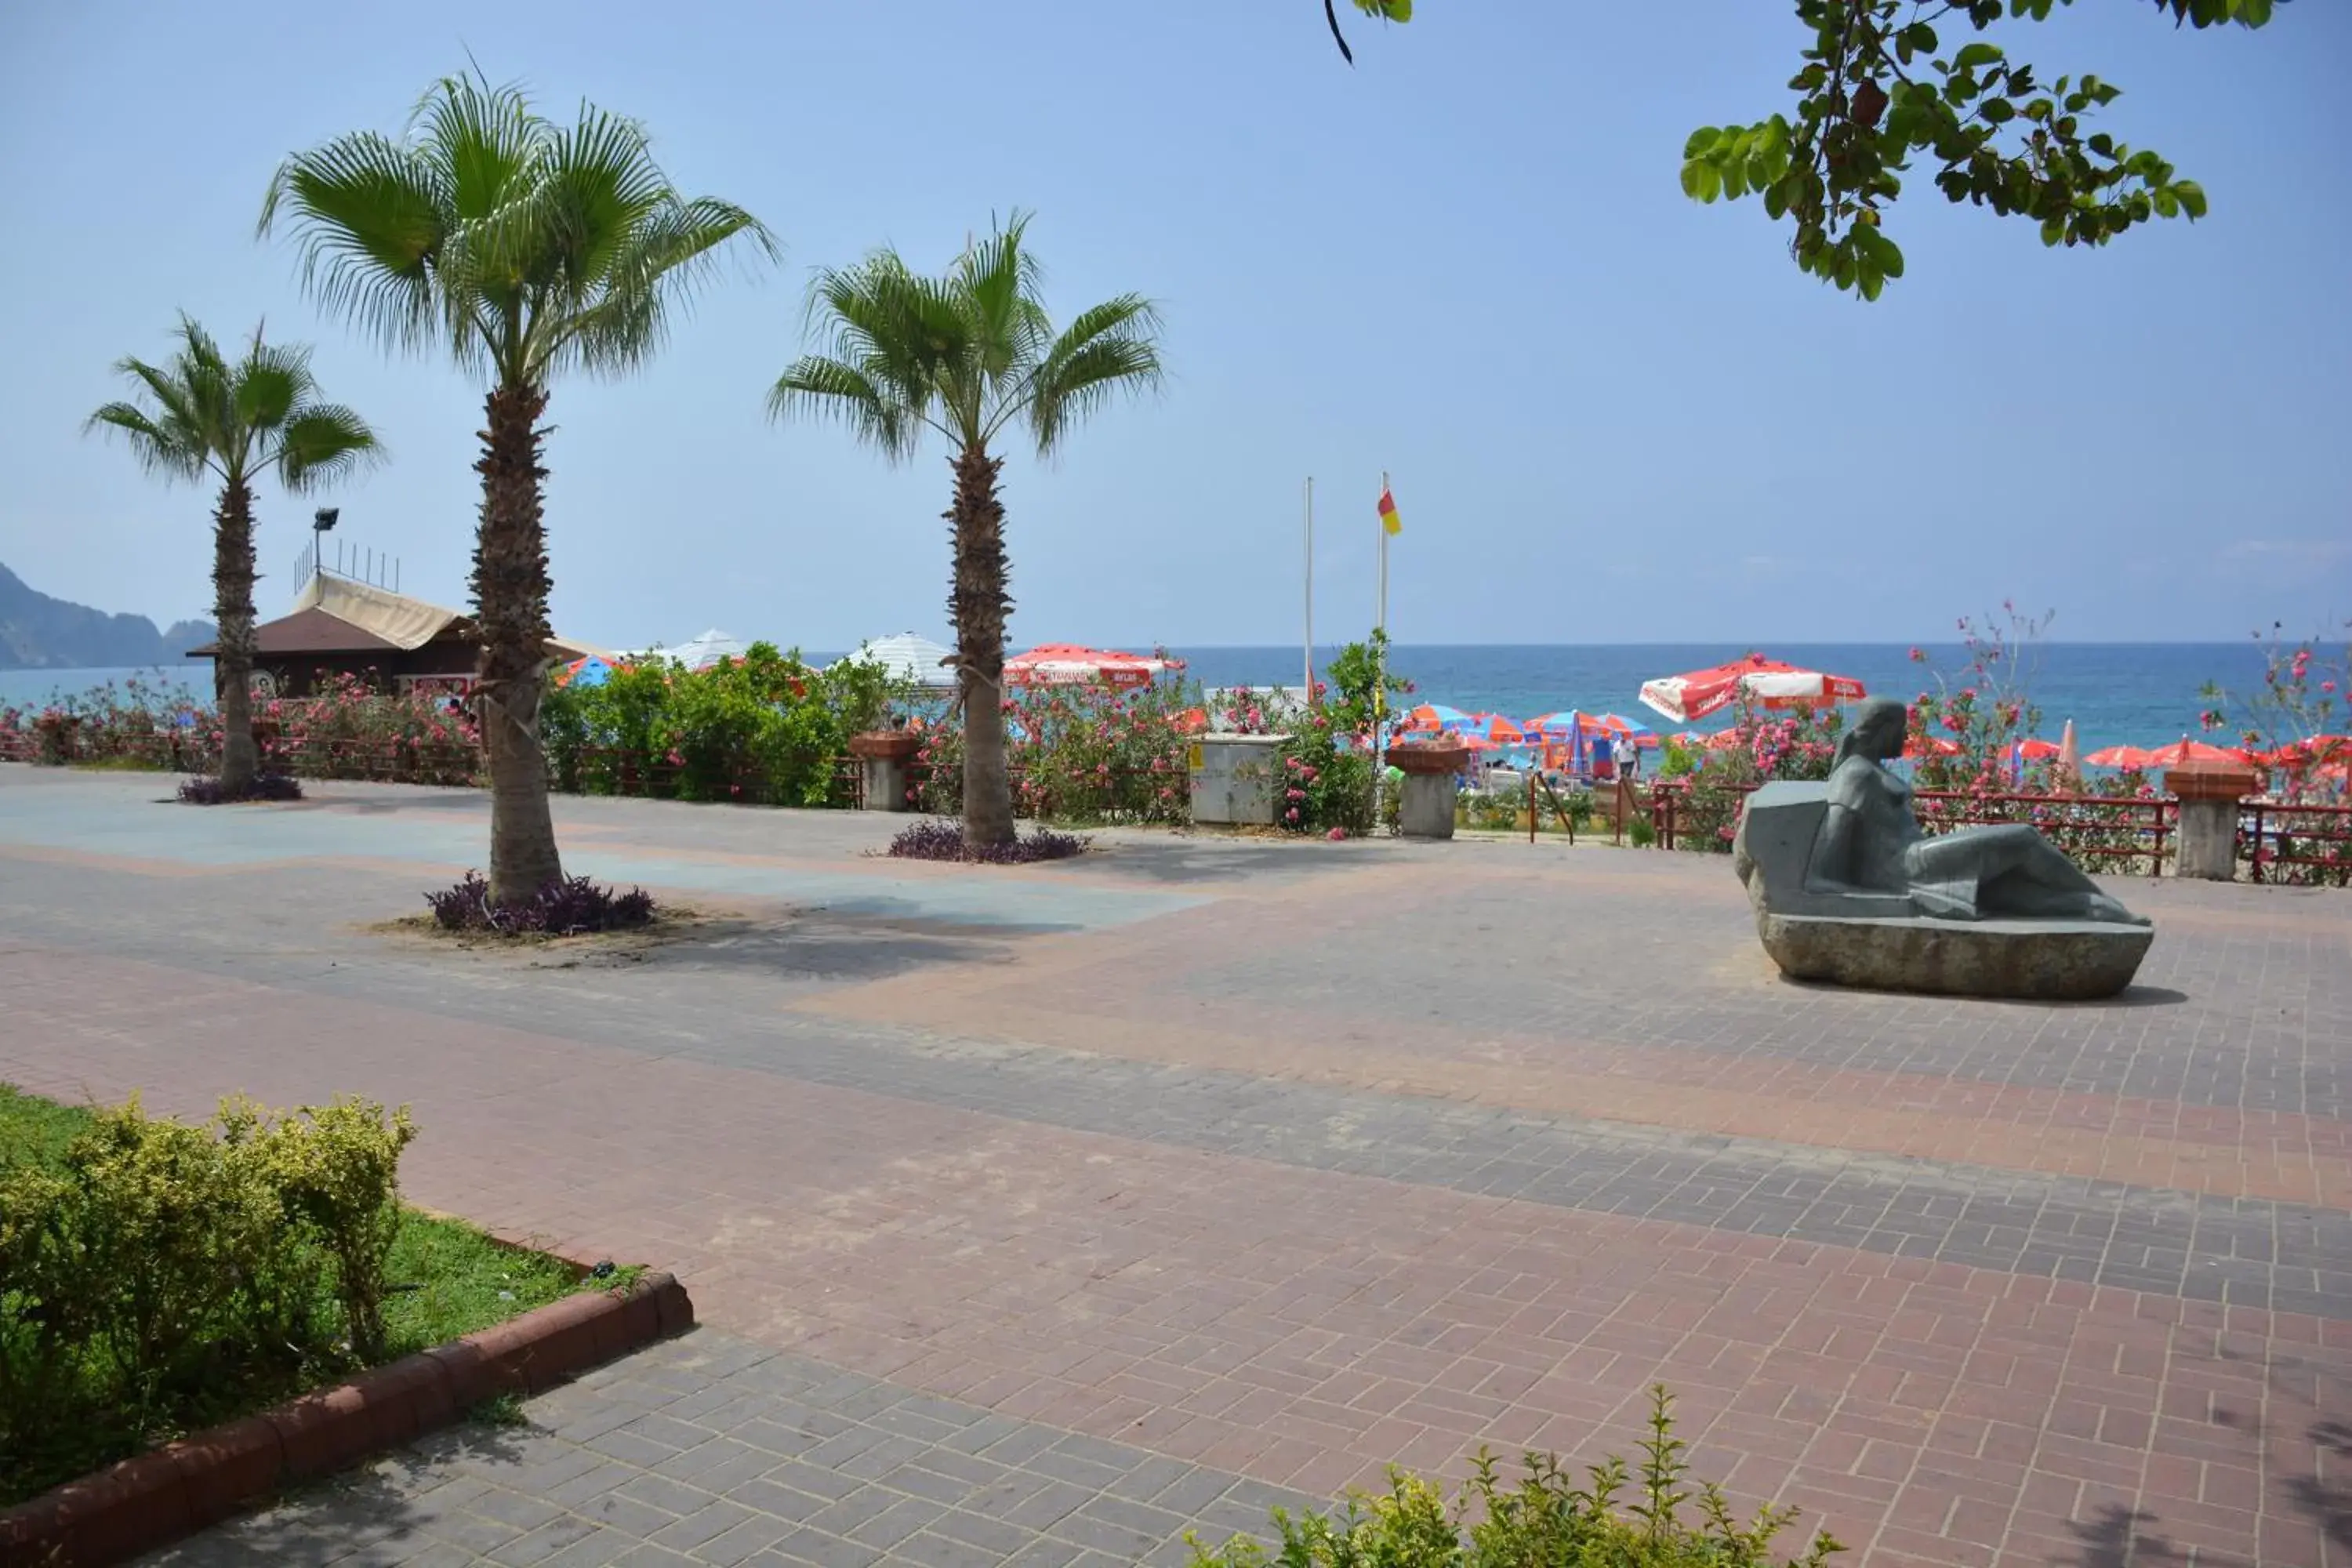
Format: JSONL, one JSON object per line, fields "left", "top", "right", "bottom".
{"left": 0, "top": 1094, "right": 416, "bottom": 1504}
{"left": 887, "top": 818, "right": 1090, "bottom": 863}
{"left": 1668, "top": 703, "right": 1844, "bottom": 854}
{"left": 424, "top": 871, "right": 657, "bottom": 935}
{"left": 1189, "top": 1388, "right": 1842, "bottom": 1568}
{"left": 177, "top": 773, "right": 304, "bottom": 804}
{"left": 222, "top": 1098, "right": 416, "bottom": 1361}
{"left": 542, "top": 644, "right": 904, "bottom": 806}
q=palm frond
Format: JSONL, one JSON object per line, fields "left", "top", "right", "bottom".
{"left": 768, "top": 355, "right": 920, "bottom": 462}
{"left": 954, "top": 212, "right": 1050, "bottom": 387}
{"left": 1025, "top": 294, "right": 1165, "bottom": 454}
{"left": 89, "top": 317, "right": 376, "bottom": 502}
{"left": 408, "top": 73, "right": 543, "bottom": 230}
{"left": 235, "top": 336, "right": 314, "bottom": 433}
{"left": 260, "top": 130, "right": 450, "bottom": 361}
{"left": 562, "top": 194, "right": 776, "bottom": 379}
{"left": 276, "top": 405, "right": 384, "bottom": 492}
{"left": 274, "top": 71, "right": 768, "bottom": 393}
{"left": 803, "top": 256, "right": 969, "bottom": 443}
{"left": 84, "top": 402, "right": 207, "bottom": 482}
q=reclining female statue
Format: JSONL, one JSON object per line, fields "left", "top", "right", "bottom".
{"left": 1814, "top": 697, "right": 2148, "bottom": 925}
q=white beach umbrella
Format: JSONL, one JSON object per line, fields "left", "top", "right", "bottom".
{"left": 670, "top": 628, "right": 751, "bottom": 670}
{"left": 838, "top": 633, "right": 958, "bottom": 689}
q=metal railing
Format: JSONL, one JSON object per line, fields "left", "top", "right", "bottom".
{"left": 1648, "top": 779, "right": 2178, "bottom": 874}
{"left": 2243, "top": 798, "right": 2352, "bottom": 885}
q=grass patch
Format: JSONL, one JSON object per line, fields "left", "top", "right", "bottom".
{"left": 379, "top": 1213, "right": 584, "bottom": 1363}
{"left": 0, "top": 1084, "right": 622, "bottom": 1506}
{"left": 0, "top": 1083, "right": 94, "bottom": 1170}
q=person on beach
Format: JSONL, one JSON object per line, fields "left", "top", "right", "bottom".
{"left": 1612, "top": 732, "right": 1639, "bottom": 782}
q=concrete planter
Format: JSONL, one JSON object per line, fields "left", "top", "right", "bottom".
{"left": 848, "top": 731, "right": 924, "bottom": 812}
{"left": 1388, "top": 744, "right": 1468, "bottom": 840}
{"left": 1187, "top": 733, "right": 1291, "bottom": 825}
{"left": 2165, "top": 763, "right": 2258, "bottom": 880}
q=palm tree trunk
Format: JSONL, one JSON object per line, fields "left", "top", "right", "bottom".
{"left": 948, "top": 444, "right": 1015, "bottom": 848}
{"left": 472, "top": 383, "right": 564, "bottom": 903}
{"left": 212, "top": 476, "right": 260, "bottom": 794}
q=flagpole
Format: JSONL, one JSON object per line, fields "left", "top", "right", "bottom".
{"left": 1374, "top": 470, "right": 1390, "bottom": 829}
{"left": 1303, "top": 477, "right": 1315, "bottom": 706}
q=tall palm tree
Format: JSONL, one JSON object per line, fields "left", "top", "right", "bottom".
{"left": 771, "top": 214, "right": 1163, "bottom": 848}
{"left": 259, "top": 72, "right": 774, "bottom": 902}
{"left": 86, "top": 318, "right": 379, "bottom": 795}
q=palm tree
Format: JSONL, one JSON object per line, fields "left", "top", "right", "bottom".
{"left": 259, "top": 72, "right": 774, "bottom": 902}
{"left": 771, "top": 214, "right": 1163, "bottom": 848}
{"left": 87, "top": 318, "right": 379, "bottom": 795}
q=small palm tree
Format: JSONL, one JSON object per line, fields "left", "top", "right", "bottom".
{"left": 87, "top": 318, "right": 379, "bottom": 795}
{"left": 260, "top": 72, "right": 774, "bottom": 902}
{"left": 771, "top": 214, "right": 1163, "bottom": 847}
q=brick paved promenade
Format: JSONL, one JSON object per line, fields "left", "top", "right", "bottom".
{"left": 1, "top": 768, "right": 2345, "bottom": 1566}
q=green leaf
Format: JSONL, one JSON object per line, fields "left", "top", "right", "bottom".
{"left": 1901, "top": 22, "right": 1938, "bottom": 53}
{"left": 1683, "top": 126, "right": 1721, "bottom": 160}
{"left": 1679, "top": 160, "right": 1705, "bottom": 200}
{"left": 2172, "top": 180, "right": 2209, "bottom": 219}
{"left": 1981, "top": 98, "right": 2016, "bottom": 124}
{"left": 1953, "top": 42, "right": 2004, "bottom": 70}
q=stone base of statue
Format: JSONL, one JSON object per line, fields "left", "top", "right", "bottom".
{"left": 1734, "top": 780, "right": 2152, "bottom": 1000}
{"left": 1750, "top": 909, "right": 2151, "bottom": 1000}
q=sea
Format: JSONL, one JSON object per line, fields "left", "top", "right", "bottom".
{"left": 0, "top": 642, "right": 2270, "bottom": 751}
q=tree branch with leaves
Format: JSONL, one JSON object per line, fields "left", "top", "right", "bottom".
{"left": 1318, "top": 0, "right": 2283, "bottom": 298}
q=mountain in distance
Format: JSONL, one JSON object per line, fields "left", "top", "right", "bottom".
{"left": 0, "top": 562, "right": 216, "bottom": 670}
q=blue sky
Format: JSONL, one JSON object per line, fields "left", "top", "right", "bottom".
{"left": 2, "top": 1, "right": 2345, "bottom": 650}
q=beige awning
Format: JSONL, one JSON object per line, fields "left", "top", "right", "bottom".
{"left": 289, "top": 573, "right": 613, "bottom": 662}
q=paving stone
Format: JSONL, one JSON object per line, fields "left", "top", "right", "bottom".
{"left": 17, "top": 773, "right": 2336, "bottom": 1568}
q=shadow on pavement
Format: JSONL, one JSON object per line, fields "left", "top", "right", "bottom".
{"left": 2292, "top": 1417, "right": 2352, "bottom": 1554}
{"left": 614, "top": 916, "right": 1014, "bottom": 982}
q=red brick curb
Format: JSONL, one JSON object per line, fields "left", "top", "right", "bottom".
{"left": 0, "top": 1270, "right": 692, "bottom": 1568}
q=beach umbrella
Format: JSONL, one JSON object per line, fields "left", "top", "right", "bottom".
{"left": 1005, "top": 643, "right": 1182, "bottom": 690}
{"left": 2056, "top": 719, "right": 2080, "bottom": 778}
{"left": 670, "top": 628, "right": 751, "bottom": 670}
{"left": 555, "top": 655, "right": 612, "bottom": 688}
{"left": 1399, "top": 702, "right": 1476, "bottom": 734}
{"left": 1470, "top": 713, "right": 1527, "bottom": 746}
{"left": 1637, "top": 654, "right": 1867, "bottom": 724}
{"left": 2085, "top": 737, "right": 2256, "bottom": 770}
{"left": 1903, "top": 735, "right": 1963, "bottom": 758}
{"left": 2265, "top": 735, "right": 2352, "bottom": 767}
{"left": 2012, "top": 738, "right": 2061, "bottom": 760}
{"left": 837, "top": 632, "right": 958, "bottom": 690}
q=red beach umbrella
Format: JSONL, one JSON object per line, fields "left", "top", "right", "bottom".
{"left": 1637, "top": 653, "right": 1867, "bottom": 724}
{"left": 1004, "top": 644, "right": 1182, "bottom": 690}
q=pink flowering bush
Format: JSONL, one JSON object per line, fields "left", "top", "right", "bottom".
{"left": 2198, "top": 619, "right": 2350, "bottom": 804}
{"left": 914, "top": 681, "right": 1197, "bottom": 826}
{"left": 1906, "top": 604, "right": 2053, "bottom": 797}
{"left": 1, "top": 672, "right": 477, "bottom": 783}
{"left": 1656, "top": 701, "right": 1843, "bottom": 852}
{"left": 265, "top": 670, "right": 481, "bottom": 785}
